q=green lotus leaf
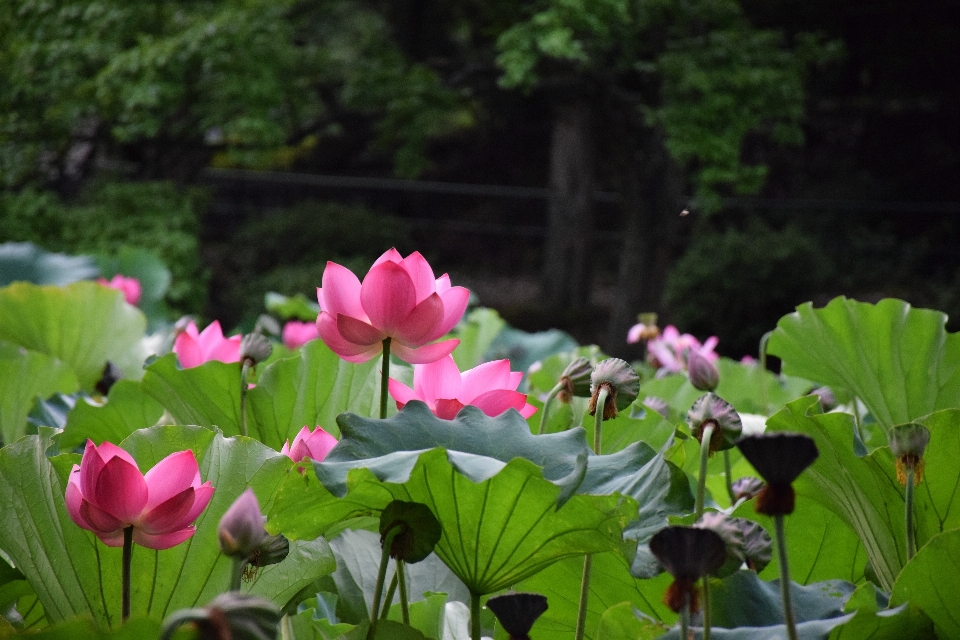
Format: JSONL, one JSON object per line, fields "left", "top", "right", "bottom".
{"left": 0, "top": 242, "right": 99, "bottom": 288}
{"left": 594, "top": 602, "right": 667, "bottom": 640}
{"left": 708, "top": 571, "right": 854, "bottom": 628}
{"left": 0, "top": 342, "right": 78, "bottom": 446}
{"left": 58, "top": 380, "right": 164, "bottom": 450}
{"left": 767, "top": 297, "right": 960, "bottom": 432}
{"left": 0, "top": 425, "right": 333, "bottom": 627}
{"left": 2, "top": 616, "right": 161, "bottom": 640}
{"left": 140, "top": 354, "right": 244, "bottom": 435}
{"left": 831, "top": 583, "right": 933, "bottom": 639}
{"left": 268, "top": 447, "right": 637, "bottom": 596}
{"left": 890, "top": 528, "right": 960, "bottom": 638}
{"left": 0, "top": 281, "right": 146, "bottom": 391}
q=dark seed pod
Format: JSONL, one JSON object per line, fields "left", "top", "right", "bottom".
{"left": 736, "top": 433, "right": 819, "bottom": 485}
{"left": 486, "top": 592, "right": 548, "bottom": 639}
{"left": 649, "top": 526, "right": 727, "bottom": 613}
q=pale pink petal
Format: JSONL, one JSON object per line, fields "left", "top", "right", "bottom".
{"left": 400, "top": 252, "right": 437, "bottom": 303}
{"left": 79, "top": 440, "right": 106, "bottom": 498}
{"left": 337, "top": 314, "right": 385, "bottom": 346}
{"left": 94, "top": 457, "right": 148, "bottom": 522}
{"left": 393, "top": 294, "right": 445, "bottom": 346}
{"left": 507, "top": 372, "right": 523, "bottom": 390}
{"left": 518, "top": 403, "right": 538, "bottom": 418}
{"left": 318, "top": 312, "right": 384, "bottom": 362}
{"left": 65, "top": 472, "right": 90, "bottom": 530}
{"left": 425, "top": 286, "right": 470, "bottom": 341}
{"left": 80, "top": 499, "right": 125, "bottom": 534}
{"left": 319, "top": 262, "right": 365, "bottom": 318}
{"left": 197, "top": 321, "right": 227, "bottom": 349}
{"left": 180, "top": 483, "right": 215, "bottom": 525}
{"left": 417, "top": 356, "right": 462, "bottom": 405}
{"left": 435, "top": 274, "right": 451, "bottom": 294}
{"left": 391, "top": 339, "right": 459, "bottom": 365}
{"left": 388, "top": 378, "right": 421, "bottom": 409}
{"left": 183, "top": 322, "right": 200, "bottom": 340}
{"left": 360, "top": 261, "right": 416, "bottom": 334}
{"left": 144, "top": 451, "right": 201, "bottom": 510}
{"left": 95, "top": 441, "right": 138, "bottom": 466}
{"left": 139, "top": 487, "right": 196, "bottom": 534}
{"left": 434, "top": 398, "right": 465, "bottom": 420}
{"left": 302, "top": 427, "right": 338, "bottom": 461}
{"left": 459, "top": 360, "right": 513, "bottom": 401}
{"left": 372, "top": 248, "right": 404, "bottom": 267}
{"left": 662, "top": 326, "right": 680, "bottom": 342}
{"left": 204, "top": 334, "right": 242, "bottom": 364}
{"left": 173, "top": 333, "right": 204, "bottom": 368}
{"left": 134, "top": 527, "right": 196, "bottom": 550}
{"left": 627, "top": 324, "right": 643, "bottom": 344}
{"left": 282, "top": 321, "right": 320, "bottom": 349}
{"left": 469, "top": 389, "right": 531, "bottom": 417}
{"left": 280, "top": 440, "right": 291, "bottom": 456}
{"left": 96, "top": 529, "right": 127, "bottom": 547}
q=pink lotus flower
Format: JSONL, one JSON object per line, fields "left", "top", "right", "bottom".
{"left": 65, "top": 440, "right": 214, "bottom": 550}
{"left": 647, "top": 325, "right": 719, "bottom": 373}
{"left": 98, "top": 274, "right": 142, "bottom": 306}
{"left": 173, "top": 320, "right": 242, "bottom": 368}
{"left": 388, "top": 355, "right": 537, "bottom": 420}
{"left": 317, "top": 249, "right": 469, "bottom": 364}
{"left": 282, "top": 321, "right": 320, "bottom": 350}
{"left": 281, "top": 426, "right": 338, "bottom": 462}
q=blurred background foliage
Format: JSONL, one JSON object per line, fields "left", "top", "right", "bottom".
{"left": 1, "top": 0, "right": 957, "bottom": 359}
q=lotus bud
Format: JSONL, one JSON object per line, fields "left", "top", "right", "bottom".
{"left": 557, "top": 357, "right": 593, "bottom": 403}
{"left": 218, "top": 489, "right": 267, "bottom": 559}
{"left": 240, "top": 333, "right": 273, "bottom": 367}
{"left": 687, "top": 349, "right": 719, "bottom": 392}
{"left": 649, "top": 526, "right": 727, "bottom": 613}
{"left": 486, "top": 592, "right": 548, "bottom": 640}
{"left": 588, "top": 358, "right": 640, "bottom": 420}
{"left": 643, "top": 396, "right": 670, "bottom": 420}
{"left": 686, "top": 393, "right": 742, "bottom": 455}
{"left": 811, "top": 386, "right": 838, "bottom": 412}
{"left": 160, "top": 592, "right": 281, "bottom": 640}
{"left": 889, "top": 423, "right": 930, "bottom": 485}
{"left": 731, "top": 476, "right": 765, "bottom": 502}
{"left": 736, "top": 433, "right": 819, "bottom": 516}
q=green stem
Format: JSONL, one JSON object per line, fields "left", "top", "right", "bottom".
{"left": 380, "top": 338, "right": 392, "bottom": 420}
{"left": 696, "top": 424, "right": 715, "bottom": 517}
{"left": 852, "top": 398, "right": 865, "bottom": 445}
{"left": 380, "top": 573, "right": 398, "bottom": 619}
{"left": 281, "top": 614, "right": 295, "bottom": 640}
{"left": 679, "top": 595, "right": 690, "bottom": 640}
{"left": 905, "top": 466, "right": 916, "bottom": 561}
{"left": 723, "top": 449, "right": 736, "bottom": 506}
{"left": 574, "top": 555, "right": 593, "bottom": 640}
{"left": 470, "top": 591, "right": 482, "bottom": 640}
{"left": 702, "top": 575, "right": 712, "bottom": 640}
{"left": 759, "top": 331, "right": 771, "bottom": 415}
{"left": 122, "top": 526, "right": 133, "bottom": 622}
{"left": 593, "top": 387, "right": 607, "bottom": 454}
{"left": 240, "top": 361, "right": 251, "bottom": 437}
{"left": 537, "top": 382, "right": 564, "bottom": 435}
{"left": 775, "top": 515, "right": 799, "bottom": 640}
{"left": 367, "top": 526, "right": 400, "bottom": 640}
{"left": 229, "top": 557, "right": 245, "bottom": 592}
{"left": 397, "top": 560, "right": 410, "bottom": 625}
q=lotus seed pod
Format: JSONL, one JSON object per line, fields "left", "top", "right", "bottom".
{"left": 240, "top": 333, "right": 273, "bottom": 366}
{"left": 687, "top": 393, "right": 742, "bottom": 454}
{"left": 889, "top": 423, "right": 930, "bottom": 485}
{"left": 589, "top": 358, "right": 640, "bottom": 420}
{"left": 557, "top": 357, "right": 593, "bottom": 403}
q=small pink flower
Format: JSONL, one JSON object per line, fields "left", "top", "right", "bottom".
{"left": 740, "top": 355, "right": 757, "bottom": 366}
{"left": 281, "top": 426, "right": 338, "bottom": 462}
{"left": 97, "top": 275, "right": 142, "bottom": 306}
{"left": 65, "top": 440, "right": 214, "bottom": 550}
{"left": 282, "top": 321, "right": 320, "bottom": 350}
{"left": 316, "top": 249, "right": 469, "bottom": 364}
{"left": 647, "top": 326, "right": 718, "bottom": 373}
{"left": 173, "top": 320, "right": 242, "bottom": 368}
{"left": 388, "top": 355, "right": 537, "bottom": 420}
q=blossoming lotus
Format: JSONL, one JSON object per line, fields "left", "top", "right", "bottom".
{"left": 282, "top": 320, "right": 320, "bottom": 349}
{"left": 388, "top": 355, "right": 537, "bottom": 420}
{"left": 65, "top": 440, "right": 214, "bottom": 550}
{"left": 173, "top": 320, "right": 243, "bottom": 368}
{"left": 317, "top": 249, "right": 469, "bottom": 364}
{"left": 97, "top": 274, "right": 142, "bottom": 306}
{"left": 281, "top": 426, "right": 338, "bottom": 462}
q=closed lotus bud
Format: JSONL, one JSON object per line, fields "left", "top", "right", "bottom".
{"left": 557, "top": 357, "right": 593, "bottom": 403}
{"left": 889, "top": 423, "right": 930, "bottom": 485}
{"left": 218, "top": 489, "right": 267, "bottom": 559}
{"left": 160, "top": 592, "right": 281, "bottom": 640}
{"left": 486, "top": 592, "right": 548, "bottom": 640}
{"left": 811, "top": 386, "right": 838, "bottom": 412}
{"left": 240, "top": 333, "right": 273, "bottom": 366}
{"left": 588, "top": 358, "right": 640, "bottom": 420}
{"left": 686, "top": 393, "right": 742, "bottom": 454}
{"left": 737, "top": 433, "right": 819, "bottom": 516}
{"left": 687, "top": 350, "right": 719, "bottom": 392}
{"left": 731, "top": 476, "right": 765, "bottom": 502}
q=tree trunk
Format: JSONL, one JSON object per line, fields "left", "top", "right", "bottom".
{"left": 541, "top": 100, "right": 594, "bottom": 310}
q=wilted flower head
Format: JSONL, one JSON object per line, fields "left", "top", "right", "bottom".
{"left": 240, "top": 333, "right": 273, "bottom": 366}
{"left": 486, "top": 592, "right": 549, "bottom": 640}
{"left": 731, "top": 476, "right": 766, "bottom": 502}
{"left": 281, "top": 320, "right": 320, "bottom": 349}
{"left": 173, "top": 320, "right": 243, "bottom": 368}
{"left": 98, "top": 274, "right": 142, "bottom": 306}
{"left": 649, "top": 526, "right": 727, "bottom": 613}
{"left": 557, "top": 356, "right": 593, "bottom": 403}
{"left": 737, "top": 432, "right": 819, "bottom": 515}
{"left": 281, "top": 426, "right": 338, "bottom": 462}
{"left": 389, "top": 355, "right": 536, "bottom": 420}
{"left": 686, "top": 393, "right": 742, "bottom": 454}
{"left": 66, "top": 440, "right": 214, "bottom": 550}
{"left": 218, "top": 489, "right": 266, "bottom": 559}
{"left": 646, "top": 325, "right": 718, "bottom": 373}
{"left": 687, "top": 349, "right": 719, "bottom": 392}
{"left": 316, "top": 248, "right": 469, "bottom": 364}
{"left": 889, "top": 422, "right": 931, "bottom": 485}
{"left": 589, "top": 358, "right": 640, "bottom": 420}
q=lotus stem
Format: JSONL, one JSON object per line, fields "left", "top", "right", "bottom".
{"left": 229, "top": 557, "right": 245, "bottom": 592}
{"left": 759, "top": 331, "right": 771, "bottom": 415}
{"left": 723, "top": 450, "right": 736, "bottom": 505}
{"left": 774, "top": 515, "right": 799, "bottom": 640}
{"left": 471, "top": 591, "right": 482, "bottom": 640}
{"left": 696, "top": 424, "right": 715, "bottom": 517}
{"left": 380, "top": 338, "right": 392, "bottom": 420}
{"left": 702, "top": 575, "right": 712, "bottom": 640}
{"left": 122, "top": 525, "right": 133, "bottom": 621}
{"left": 537, "top": 382, "right": 564, "bottom": 435}
{"left": 368, "top": 525, "right": 401, "bottom": 640}
{"left": 240, "top": 361, "right": 252, "bottom": 437}
{"left": 282, "top": 613, "right": 295, "bottom": 640}
{"left": 379, "top": 573, "right": 398, "bottom": 619}
{"left": 397, "top": 560, "right": 410, "bottom": 625}
{"left": 593, "top": 387, "right": 607, "bottom": 454}
{"left": 906, "top": 466, "right": 916, "bottom": 561}
{"left": 679, "top": 594, "right": 691, "bottom": 640}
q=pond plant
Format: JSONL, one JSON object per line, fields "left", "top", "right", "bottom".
{"left": 0, "top": 246, "right": 959, "bottom": 639}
